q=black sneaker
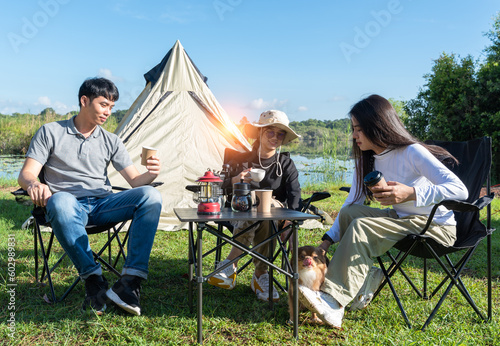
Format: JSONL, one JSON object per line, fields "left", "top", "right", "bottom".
{"left": 106, "top": 275, "right": 142, "bottom": 316}
{"left": 82, "top": 274, "right": 109, "bottom": 315}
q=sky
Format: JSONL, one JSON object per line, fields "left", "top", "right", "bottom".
{"left": 0, "top": 0, "right": 498, "bottom": 123}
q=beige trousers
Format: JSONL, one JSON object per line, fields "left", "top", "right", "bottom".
{"left": 322, "top": 204, "right": 457, "bottom": 307}
{"left": 232, "top": 199, "right": 283, "bottom": 272}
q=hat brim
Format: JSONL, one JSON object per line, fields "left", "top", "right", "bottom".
{"left": 243, "top": 122, "right": 300, "bottom": 145}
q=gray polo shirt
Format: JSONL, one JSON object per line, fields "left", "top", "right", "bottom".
{"left": 26, "top": 116, "right": 133, "bottom": 198}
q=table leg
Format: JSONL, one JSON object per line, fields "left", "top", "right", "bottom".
{"left": 292, "top": 221, "right": 299, "bottom": 339}
{"left": 197, "top": 222, "right": 204, "bottom": 344}
{"left": 188, "top": 222, "right": 193, "bottom": 313}
{"left": 268, "top": 220, "right": 274, "bottom": 309}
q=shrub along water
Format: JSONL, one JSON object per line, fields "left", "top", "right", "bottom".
{"left": 0, "top": 109, "right": 120, "bottom": 155}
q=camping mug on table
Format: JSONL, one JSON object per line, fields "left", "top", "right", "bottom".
{"left": 254, "top": 189, "right": 273, "bottom": 213}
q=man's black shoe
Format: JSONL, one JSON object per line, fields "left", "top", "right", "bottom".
{"left": 106, "top": 275, "right": 142, "bottom": 316}
{"left": 82, "top": 274, "right": 108, "bottom": 315}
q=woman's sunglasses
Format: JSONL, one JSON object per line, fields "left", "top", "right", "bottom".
{"left": 264, "top": 129, "right": 286, "bottom": 141}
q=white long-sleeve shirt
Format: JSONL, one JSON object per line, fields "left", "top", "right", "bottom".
{"left": 325, "top": 144, "right": 468, "bottom": 243}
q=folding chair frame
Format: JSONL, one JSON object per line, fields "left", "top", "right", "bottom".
{"left": 13, "top": 171, "right": 163, "bottom": 304}
{"left": 371, "top": 137, "right": 495, "bottom": 330}
{"left": 33, "top": 214, "right": 129, "bottom": 303}
{"left": 374, "top": 228, "right": 493, "bottom": 330}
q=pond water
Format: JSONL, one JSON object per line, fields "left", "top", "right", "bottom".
{"left": 292, "top": 154, "right": 354, "bottom": 186}
{"left": 0, "top": 156, "right": 25, "bottom": 180}
{"left": 0, "top": 155, "right": 355, "bottom": 186}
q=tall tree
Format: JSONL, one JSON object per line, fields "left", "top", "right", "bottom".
{"left": 404, "top": 13, "right": 500, "bottom": 181}
{"left": 476, "top": 13, "right": 500, "bottom": 181}
{"left": 404, "top": 53, "right": 477, "bottom": 141}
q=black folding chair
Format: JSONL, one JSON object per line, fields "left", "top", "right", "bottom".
{"left": 12, "top": 188, "right": 129, "bottom": 303}
{"left": 12, "top": 171, "right": 162, "bottom": 304}
{"left": 371, "top": 137, "right": 495, "bottom": 330}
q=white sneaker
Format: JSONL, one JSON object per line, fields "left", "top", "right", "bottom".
{"left": 298, "top": 285, "right": 344, "bottom": 329}
{"left": 251, "top": 273, "right": 279, "bottom": 302}
{"left": 349, "top": 266, "right": 385, "bottom": 311}
{"left": 207, "top": 259, "right": 237, "bottom": 290}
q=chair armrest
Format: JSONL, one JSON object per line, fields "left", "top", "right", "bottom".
{"left": 111, "top": 182, "right": 164, "bottom": 191}
{"left": 439, "top": 193, "right": 494, "bottom": 212}
{"left": 185, "top": 185, "right": 201, "bottom": 193}
{"left": 301, "top": 192, "right": 331, "bottom": 212}
{"left": 420, "top": 193, "right": 494, "bottom": 235}
{"left": 11, "top": 181, "right": 164, "bottom": 195}
{"left": 11, "top": 187, "right": 28, "bottom": 196}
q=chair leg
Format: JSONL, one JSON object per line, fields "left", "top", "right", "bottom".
{"left": 40, "top": 231, "right": 55, "bottom": 282}
{"left": 377, "top": 257, "right": 412, "bottom": 329}
{"left": 59, "top": 277, "right": 82, "bottom": 302}
{"left": 34, "top": 225, "right": 38, "bottom": 282}
{"left": 391, "top": 252, "right": 423, "bottom": 298}
{"left": 423, "top": 257, "right": 428, "bottom": 299}
{"left": 418, "top": 243, "right": 488, "bottom": 330}
{"left": 110, "top": 224, "right": 129, "bottom": 268}
{"left": 108, "top": 229, "right": 112, "bottom": 264}
{"left": 42, "top": 253, "right": 67, "bottom": 282}
{"left": 487, "top": 233, "right": 492, "bottom": 320}
{"left": 35, "top": 225, "right": 57, "bottom": 303}
{"left": 380, "top": 250, "right": 424, "bottom": 299}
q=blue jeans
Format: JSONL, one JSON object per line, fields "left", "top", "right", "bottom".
{"left": 45, "top": 186, "right": 162, "bottom": 280}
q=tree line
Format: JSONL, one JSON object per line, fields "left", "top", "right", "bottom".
{"left": 0, "top": 109, "right": 352, "bottom": 158}
{"left": 0, "top": 109, "right": 128, "bottom": 156}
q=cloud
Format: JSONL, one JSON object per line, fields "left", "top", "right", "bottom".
{"left": 36, "top": 96, "right": 51, "bottom": 107}
{"left": 53, "top": 101, "right": 75, "bottom": 114}
{"left": 112, "top": 3, "right": 150, "bottom": 21}
{"left": 160, "top": 12, "right": 190, "bottom": 24}
{"left": 33, "top": 97, "right": 74, "bottom": 114}
{"left": 98, "top": 68, "right": 123, "bottom": 82}
{"left": 247, "top": 98, "right": 289, "bottom": 110}
{"left": 0, "top": 97, "right": 29, "bottom": 114}
{"left": 0, "top": 105, "right": 24, "bottom": 115}
{"left": 328, "top": 95, "right": 346, "bottom": 102}
{"left": 297, "top": 106, "right": 308, "bottom": 112}
{"left": 248, "top": 98, "right": 266, "bottom": 109}
{"left": 0, "top": 97, "right": 75, "bottom": 115}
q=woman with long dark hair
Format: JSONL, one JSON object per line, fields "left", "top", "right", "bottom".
{"left": 298, "top": 94, "right": 468, "bottom": 329}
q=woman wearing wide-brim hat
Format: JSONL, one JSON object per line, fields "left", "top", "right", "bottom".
{"left": 207, "top": 110, "right": 301, "bottom": 302}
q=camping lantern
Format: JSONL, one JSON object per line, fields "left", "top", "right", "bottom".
{"left": 195, "top": 169, "right": 223, "bottom": 215}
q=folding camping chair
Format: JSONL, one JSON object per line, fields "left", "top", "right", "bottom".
{"left": 12, "top": 172, "right": 161, "bottom": 304}
{"left": 371, "top": 137, "right": 495, "bottom": 330}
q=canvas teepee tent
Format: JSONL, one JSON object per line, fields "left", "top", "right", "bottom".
{"left": 108, "top": 40, "right": 251, "bottom": 231}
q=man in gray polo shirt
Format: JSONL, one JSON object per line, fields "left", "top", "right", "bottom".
{"left": 18, "top": 77, "right": 162, "bottom": 316}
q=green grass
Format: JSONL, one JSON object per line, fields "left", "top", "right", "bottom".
{"left": 1, "top": 183, "right": 499, "bottom": 345}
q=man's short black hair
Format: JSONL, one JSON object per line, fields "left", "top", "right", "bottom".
{"left": 78, "top": 77, "right": 119, "bottom": 107}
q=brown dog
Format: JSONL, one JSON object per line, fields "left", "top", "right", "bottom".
{"left": 288, "top": 245, "right": 329, "bottom": 324}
